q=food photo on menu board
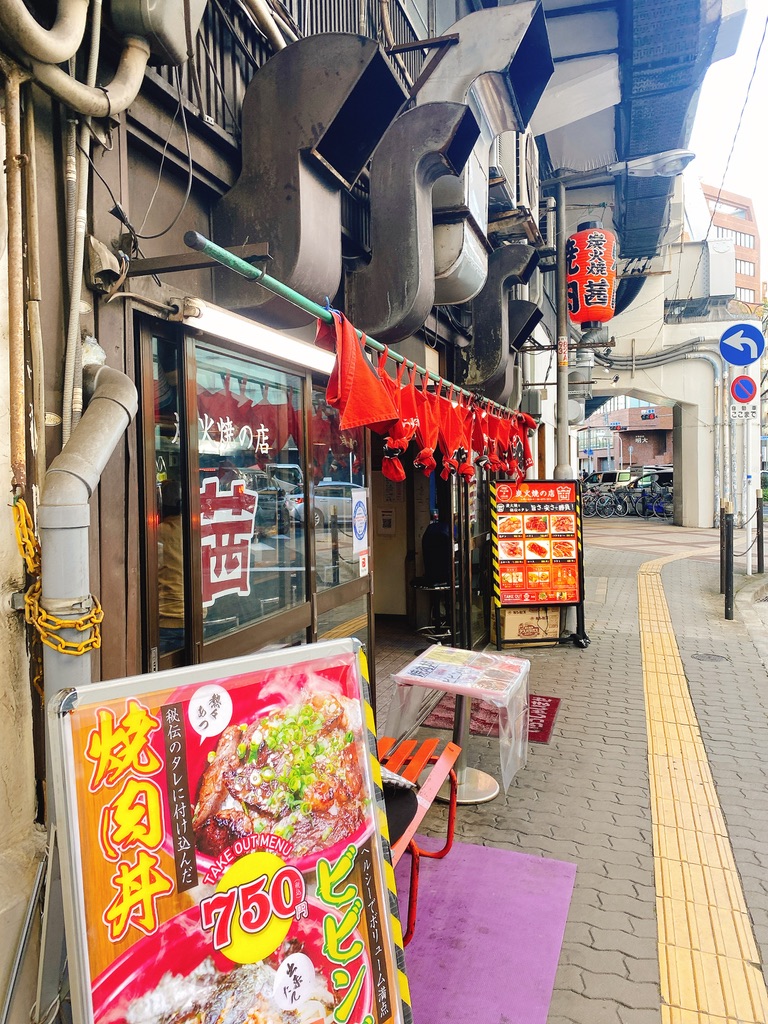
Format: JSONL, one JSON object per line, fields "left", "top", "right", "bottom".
{"left": 493, "top": 480, "right": 582, "bottom": 606}
{"left": 48, "top": 640, "right": 407, "bottom": 1024}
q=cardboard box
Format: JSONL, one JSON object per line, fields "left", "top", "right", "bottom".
{"left": 491, "top": 605, "right": 561, "bottom": 643}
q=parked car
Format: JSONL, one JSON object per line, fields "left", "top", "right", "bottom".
{"left": 287, "top": 481, "right": 359, "bottom": 528}
{"left": 629, "top": 469, "right": 673, "bottom": 491}
{"left": 584, "top": 470, "right": 642, "bottom": 491}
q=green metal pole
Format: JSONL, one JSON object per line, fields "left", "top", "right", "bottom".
{"left": 183, "top": 231, "right": 493, "bottom": 407}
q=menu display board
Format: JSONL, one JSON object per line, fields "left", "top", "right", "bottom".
{"left": 493, "top": 480, "right": 582, "bottom": 606}
{"left": 49, "top": 639, "right": 409, "bottom": 1024}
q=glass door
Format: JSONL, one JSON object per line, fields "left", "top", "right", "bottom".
{"left": 137, "top": 321, "right": 374, "bottom": 693}
{"left": 137, "top": 321, "right": 312, "bottom": 669}
{"left": 310, "top": 385, "right": 373, "bottom": 681}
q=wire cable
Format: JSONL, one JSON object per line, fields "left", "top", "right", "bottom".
{"left": 686, "top": 13, "right": 768, "bottom": 295}
{"left": 134, "top": 66, "right": 194, "bottom": 240}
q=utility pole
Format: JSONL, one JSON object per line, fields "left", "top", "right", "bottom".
{"left": 554, "top": 179, "right": 573, "bottom": 479}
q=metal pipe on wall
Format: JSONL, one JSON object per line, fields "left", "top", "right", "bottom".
{"left": 0, "top": 57, "right": 29, "bottom": 491}
{"left": 23, "top": 90, "right": 47, "bottom": 482}
{"left": 27, "top": 35, "right": 150, "bottom": 117}
{"left": 0, "top": 0, "right": 87, "bottom": 66}
{"left": 62, "top": 0, "right": 104, "bottom": 442}
{"left": 39, "top": 363, "right": 138, "bottom": 819}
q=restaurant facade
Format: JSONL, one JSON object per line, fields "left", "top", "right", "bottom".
{"left": 0, "top": 0, "right": 741, "bottom": 1014}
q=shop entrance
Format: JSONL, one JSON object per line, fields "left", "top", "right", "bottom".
{"left": 371, "top": 445, "right": 490, "bottom": 657}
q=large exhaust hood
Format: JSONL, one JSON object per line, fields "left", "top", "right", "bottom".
{"left": 344, "top": 102, "right": 480, "bottom": 343}
{"left": 212, "top": 35, "right": 408, "bottom": 327}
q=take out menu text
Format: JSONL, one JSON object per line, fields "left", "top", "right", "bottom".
{"left": 493, "top": 480, "right": 582, "bottom": 606}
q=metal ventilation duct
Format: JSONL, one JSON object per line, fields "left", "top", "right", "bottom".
{"left": 344, "top": 102, "right": 480, "bottom": 343}
{"left": 464, "top": 243, "right": 541, "bottom": 404}
{"left": 415, "top": 3, "right": 553, "bottom": 304}
{"left": 212, "top": 35, "right": 408, "bottom": 327}
{"left": 110, "top": 0, "right": 208, "bottom": 65}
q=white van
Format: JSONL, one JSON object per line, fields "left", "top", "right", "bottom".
{"left": 584, "top": 470, "right": 641, "bottom": 491}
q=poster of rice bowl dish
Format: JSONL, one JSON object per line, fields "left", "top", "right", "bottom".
{"left": 49, "top": 639, "right": 408, "bottom": 1024}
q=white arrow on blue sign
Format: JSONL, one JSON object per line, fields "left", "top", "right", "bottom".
{"left": 719, "top": 322, "right": 765, "bottom": 366}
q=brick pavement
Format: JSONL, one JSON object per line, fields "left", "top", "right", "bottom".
{"left": 374, "top": 518, "right": 768, "bottom": 1023}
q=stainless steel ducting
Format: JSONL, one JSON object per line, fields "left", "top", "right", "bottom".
{"left": 344, "top": 102, "right": 480, "bottom": 343}
{"left": 464, "top": 243, "right": 541, "bottom": 403}
{"left": 415, "top": 3, "right": 553, "bottom": 304}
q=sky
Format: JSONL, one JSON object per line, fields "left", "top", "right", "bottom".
{"left": 687, "top": 1, "right": 768, "bottom": 267}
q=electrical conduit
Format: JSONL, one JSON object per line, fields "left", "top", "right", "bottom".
{"left": 61, "top": 0, "right": 103, "bottom": 443}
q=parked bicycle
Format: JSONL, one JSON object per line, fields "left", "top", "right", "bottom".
{"left": 630, "top": 483, "right": 673, "bottom": 519}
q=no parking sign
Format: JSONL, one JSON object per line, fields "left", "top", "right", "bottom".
{"left": 729, "top": 374, "right": 758, "bottom": 421}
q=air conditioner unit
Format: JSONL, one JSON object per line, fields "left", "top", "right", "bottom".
{"left": 487, "top": 128, "right": 541, "bottom": 244}
{"left": 516, "top": 127, "right": 539, "bottom": 218}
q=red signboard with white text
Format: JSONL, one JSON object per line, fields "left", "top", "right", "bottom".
{"left": 493, "top": 480, "right": 582, "bottom": 606}
{"left": 49, "top": 640, "right": 409, "bottom": 1024}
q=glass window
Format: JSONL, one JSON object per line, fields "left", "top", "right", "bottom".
{"left": 309, "top": 389, "right": 367, "bottom": 588}
{"left": 735, "top": 287, "right": 756, "bottom": 302}
{"left": 317, "top": 595, "right": 369, "bottom": 650}
{"left": 194, "top": 343, "right": 306, "bottom": 642}
{"left": 154, "top": 337, "right": 188, "bottom": 658}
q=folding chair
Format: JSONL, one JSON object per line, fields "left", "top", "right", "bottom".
{"left": 377, "top": 735, "right": 460, "bottom": 945}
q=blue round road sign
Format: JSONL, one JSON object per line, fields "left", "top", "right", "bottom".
{"left": 719, "top": 323, "right": 765, "bottom": 366}
{"left": 730, "top": 375, "right": 757, "bottom": 403}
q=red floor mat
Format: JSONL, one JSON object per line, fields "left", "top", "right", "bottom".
{"left": 424, "top": 692, "right": 561, "bottom": 743}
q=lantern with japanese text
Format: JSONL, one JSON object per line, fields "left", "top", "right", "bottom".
{"left": 566, "top": 223, "right": 617, "bottom": 326}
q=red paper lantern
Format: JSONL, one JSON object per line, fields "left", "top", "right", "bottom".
{"left": 566, "top": 225, "right": 617, "bottom": 325}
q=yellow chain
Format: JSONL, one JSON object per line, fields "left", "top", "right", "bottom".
{"left": 13, "top": 497, "right": 40, "bottom": 576}
{"left": 13, "top": 498, "right": 103, "bottom": 655}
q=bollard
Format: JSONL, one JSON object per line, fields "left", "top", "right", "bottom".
{"left": 758, "top": 491, "right": 765, "bottom": 575}
{"left": 724, "top": 510, "right": 734, "bottom": 620}
{"left": 720, "top": 502, "right": 726, "bottom": 594}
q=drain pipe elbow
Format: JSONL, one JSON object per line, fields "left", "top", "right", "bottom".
{"left": 0, "top": 0, "right": 88, "bottom": 66}
{"left": 29, "top": 36, "right": 150, "bottom": 117}
{"left": 44, "top": 365, "right": 138, "bottom": 502}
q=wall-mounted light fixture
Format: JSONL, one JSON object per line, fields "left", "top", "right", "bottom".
{"left": 178, "top": 298, "right": 335, "bottom": 375}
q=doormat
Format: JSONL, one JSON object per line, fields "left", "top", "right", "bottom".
{"left": 396, "top": 838, "right": 576, "bottom": 1024}
{"left": 424, "top": 693, "right": 561, "bottom": 743}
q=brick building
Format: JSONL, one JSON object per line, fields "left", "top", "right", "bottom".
{"left": 701, "top": 184, "right": 762, "bottom": 305}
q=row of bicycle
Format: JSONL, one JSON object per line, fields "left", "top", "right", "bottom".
{"left": 583, "top": 484, "right": 674, "bottom": 519}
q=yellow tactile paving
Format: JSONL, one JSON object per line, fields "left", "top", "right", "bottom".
{"left": 638, "top": 555, "right": 768, "bottom": 1023}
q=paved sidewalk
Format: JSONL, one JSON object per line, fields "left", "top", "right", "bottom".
{"left": 377, "top": 518, "right": 768, "bottom": 1023}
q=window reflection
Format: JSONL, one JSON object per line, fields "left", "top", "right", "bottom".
{"left": 194, "top": 345, "right": 305, "bottom": 641}
{"left": 154, "top": 338, "right": 187, "bottom": 656}
{"left": 310, "top": 390, "right": 367, "bottom": 588}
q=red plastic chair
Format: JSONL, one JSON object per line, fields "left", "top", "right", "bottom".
{"left": 377, "top": 736, "right": 460, "bottom": 944}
